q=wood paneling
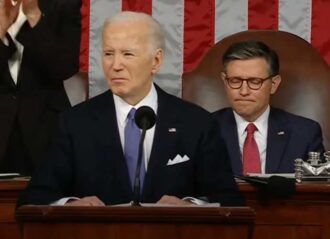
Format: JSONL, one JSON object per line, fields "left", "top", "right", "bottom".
{"left": 0, "top": 180, "right": 27, "bottom": 239}
{"left": 1, "top": 180, "right": 330, "bottom": 239}
{"left": 16, "top": 206, "right": 255, "bottom": 239}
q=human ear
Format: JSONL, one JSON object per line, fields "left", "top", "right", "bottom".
{"left": 151, "top": 49, "right": 164, "bottom": 74}
{"left": 270, "top": 75, "right": 282, "bottom": 94}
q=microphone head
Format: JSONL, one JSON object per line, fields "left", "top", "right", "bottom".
{"left": 135, "top": 106, "right": 156, "bottom": 130}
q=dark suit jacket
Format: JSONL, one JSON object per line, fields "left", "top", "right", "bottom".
{"left": 213, "top": 107, "right": 325, "bottom": 175}
{"left": 0, "top": 0, "right": 81, "bottom": 172}
{"left": 18, "top": 85, "right": 243, "bottom": 206}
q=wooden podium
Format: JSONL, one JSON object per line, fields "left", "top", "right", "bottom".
{"left": 241, "top": 182, "right": 330, "bottom": 239}
{"left": 2, "top": 180, "right": 330, "bottom": 239}
{"left": 16, "top": 206, "right": 255, "bottom": 239}
{"left": 0, "top": 180, "right": 27, "bottom": 239}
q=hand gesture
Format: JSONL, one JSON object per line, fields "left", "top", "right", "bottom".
{"left": 22, "top": 0, "right": 41, "bottom": 27}
{"left": 0, "top": 0, "right": 21, "bottom": 38}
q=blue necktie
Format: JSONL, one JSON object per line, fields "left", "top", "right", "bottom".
{"left": 124, "top": 108, "right": 145, "bottom": 192}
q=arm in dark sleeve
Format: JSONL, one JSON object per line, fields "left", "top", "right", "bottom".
{"left": 195, "top": 116, "right": 245, "bottom": 206}
{"left": 306, "top": 121, "right": 325, "bottom": 157}
{"left": 16, "top": 0, "right": 82, "bottom": 81}
{"left": 17, "top": 112, "right": 75, "bottom": 206}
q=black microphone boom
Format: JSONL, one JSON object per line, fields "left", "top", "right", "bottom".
{"left": 131, "top": 106, "right": 156, "bottom": 206}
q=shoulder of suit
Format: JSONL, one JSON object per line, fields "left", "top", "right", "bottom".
{"left": 157, "top": 85, "right": 212, "bottom": 117}
{"left": 61, "top": 90, "right": 112, "bottom": 117}
{"left": 212, "top": 107, "right": 232, "bottom": 118}
{"left": 270, "top": 107, "right": 321, "bottom": 127}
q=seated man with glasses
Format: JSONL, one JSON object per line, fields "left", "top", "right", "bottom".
{"left": 213, "top": 41, "right": 324, "bottom": 176}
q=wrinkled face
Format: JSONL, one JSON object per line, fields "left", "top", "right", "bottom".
{"left": 102, "top": 20, "right": 163, "bottom": 105}
{"left": 222, "top": 58, "right": 281, "bottom": 122}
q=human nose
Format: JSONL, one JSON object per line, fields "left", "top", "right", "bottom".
{"left": 239, "top": 80, "right": 250, "bottom": 95}
{"left": 112, "top": 54, "right": 123, "bottom": 71}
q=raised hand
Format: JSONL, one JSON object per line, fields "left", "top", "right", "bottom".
{"left": 22, "top": 0, "right": 41, "bottom": 27}
{"left": 0, "top": 0, "right": 21, "bottom": 39}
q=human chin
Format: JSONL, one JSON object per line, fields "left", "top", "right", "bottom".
{"left": 235, "top": 109, "right": 254, "bottom": 121}
{"left": 109, "top": 84, "right": 128, "bottom": 97}
{"left": 232, "top": 100, "right": 254, "bottom": 110}
{"left": 233, "top": 104, "right": 253, "bottom": 117}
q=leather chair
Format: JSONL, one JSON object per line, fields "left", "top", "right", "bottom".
{"left": 182, "top": 30, "right": 330, "bottom": 150}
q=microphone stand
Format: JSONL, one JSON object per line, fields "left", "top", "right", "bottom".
{"left": 131, "top": 125, "right": 147, "bottom": 206}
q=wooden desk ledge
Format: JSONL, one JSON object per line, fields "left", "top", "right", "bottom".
{"left": 16, "top": 205, "right": 255, "bottom": 224}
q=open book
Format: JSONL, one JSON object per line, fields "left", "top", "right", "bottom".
{"left": 247, "top": 173, "right": 295, "bottom": 178}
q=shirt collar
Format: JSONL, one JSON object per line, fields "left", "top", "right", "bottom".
{"left": 233, "top": 105, "right": 270, "bottom": 137}
{"left": 113, "top": 84, "right": 158, "bottom": 128}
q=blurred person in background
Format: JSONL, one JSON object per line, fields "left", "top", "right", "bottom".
{"left": 0, "top": 0, "right": 81, "bottom": 175}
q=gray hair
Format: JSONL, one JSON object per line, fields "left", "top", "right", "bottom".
{"left": 222, "top": 41, "right": 279, "bottom": 76}
{"left": 103, "top": 11, "right": 166, "bottom": 53}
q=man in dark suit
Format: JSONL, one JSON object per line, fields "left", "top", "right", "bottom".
{"left": 213, "top": 41, "right": 324, "bottom": 176}
{"left": 0, "top": 0, "right": 81, "bottom": 175}
{"left": 18, "top": 11, "right": 243, "bottom": 206}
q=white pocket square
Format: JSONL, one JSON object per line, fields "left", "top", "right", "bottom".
{"left": 167, "top": 154, "right": 190, "bottom": 165}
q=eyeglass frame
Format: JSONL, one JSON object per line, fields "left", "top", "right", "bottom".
{"left": 223, "top": 74, "right": 276, "bottom": 90}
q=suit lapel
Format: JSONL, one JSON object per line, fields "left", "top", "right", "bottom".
{"left": 221, "top": 110, "right": 242, "bottom": 175}
{"left": 147, "top": 89, "right": 179, "bottom": 170}
{"left": 1, "top": 34, "right": 18, "bottom": 88}
{"left": 265, "top": 108, "right": 290, "bottom": 173}
{"left": 143, "top": 87, "right": 179, "bottom": 193}
{"left": 91, "top": 91, "right": 132, "bottom": 196}
{"left": 2, "top": 65, "right": 17, "bottom": 88}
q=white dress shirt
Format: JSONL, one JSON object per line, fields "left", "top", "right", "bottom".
{"left": 5, "top": 5, "right": 27, "bottom": 84}
{"left": 233, "top": 106, "right": 270, "bottom": 174}
{"left": 113, "top": 84, "right": 158, "bottom": 171}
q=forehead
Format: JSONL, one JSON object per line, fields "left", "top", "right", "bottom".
{"left": 103, "top": 21, "right": 150, "bottom": 44}
{"left": 225, "top": 58, "right": 270, "bottom": 76}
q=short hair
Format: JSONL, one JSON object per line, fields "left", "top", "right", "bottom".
{"left": 103, "top": 11, "right": 166, "bottom": 53}
{"left": 222, "top": 41, "right": 279, "bottom": 76}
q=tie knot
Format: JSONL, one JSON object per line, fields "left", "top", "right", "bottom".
{"left": 246, "top": 123, "right": 257, "bottom": 134}
{"left": 127, "top": 108, "right": 137, "bottom": 120}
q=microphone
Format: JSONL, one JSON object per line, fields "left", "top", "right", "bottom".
{"left": 131, "top": 106, "right": 156, "bottom": 206}
{"left": 135, "top": 106, "right": 156, "bottom": 130}
{"left": 236, "top": 175, "right": 296, "bottom": 197}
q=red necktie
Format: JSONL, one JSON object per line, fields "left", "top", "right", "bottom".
{"left": 243, "top": 123, "right": 261, "bottom": 175}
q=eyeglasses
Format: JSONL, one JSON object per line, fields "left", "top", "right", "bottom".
{"left": 224, "top": 75, "right": 274, "bottom": 90}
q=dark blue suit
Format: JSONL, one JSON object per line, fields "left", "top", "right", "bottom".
{"left": 213, "top": 107, "right": 324, "bottom": 175}
{"left": 18, "top": 85, "right": 243, "bottom": 206}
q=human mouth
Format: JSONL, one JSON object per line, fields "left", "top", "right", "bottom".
{"left": 111, "top": 78, "right": 127, "bottom": 82}
{"left": 235, "top": 99, "right": 254, "bottom": 102}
